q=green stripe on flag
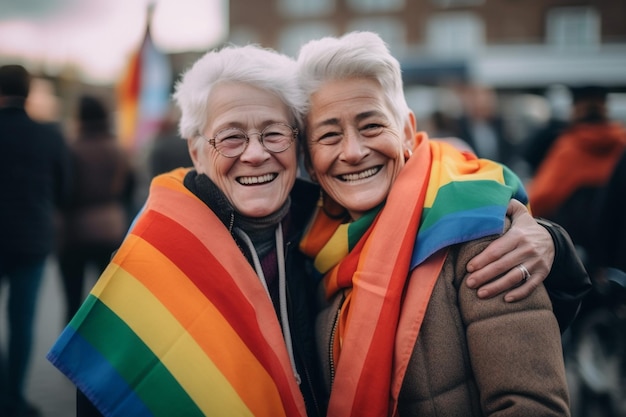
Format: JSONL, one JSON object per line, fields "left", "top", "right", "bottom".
{"left": 74, "top": 296, "right": 205, "bottom": 417}
{"left": 420, "top": 180, "right": 512, "bottom": 230}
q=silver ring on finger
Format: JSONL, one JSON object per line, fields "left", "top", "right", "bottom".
{"left": 516, "top": 264, "right": 530, "bottom": 284}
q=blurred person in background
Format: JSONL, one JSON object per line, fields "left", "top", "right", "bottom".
{"left": 146, "top": 104, "right": 193, "bottom": 177}
{"left": 527, "top": 85, "right": 626, "bottom": 261}
{"left": 453, "top": 84, "right": 516, "bottom": 166}
{"left": 529, "top": 87, "right": 626, "bottom": 417}
{"left": 425, "top": 110, "right": 476, "bottom": 154}
{"left": 571, "top": 149, "right": 626, "bottom": 417}
{"left": 132, "top": 105, "right": 192, "bottom": 215}
{"left": 522, "top": 85, "right": 571, "bottom": 176}
{"left": 592, "top": 150, "right": 626, "bottom": 273}
{"left": 57, "top": 95, "right": 136, "bottom": 324}
{"left": 0, "top": 64, "right": 72, "bottom": 417}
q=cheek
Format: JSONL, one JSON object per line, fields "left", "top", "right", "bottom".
{"left": 308, "top": 146, "right": 332, "bottom": 175}
{"left": 285, "top": 151, "right": 300, "bottom": 182}
{"left": 380, "top": 135, "right": 405, "bottom": 165}
{"left": 197, "top": 150, "right": 232, "bottom": 178}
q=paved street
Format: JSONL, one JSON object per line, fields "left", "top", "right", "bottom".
{"left": 1, "top": 258, "right": 77, "bottom": 417}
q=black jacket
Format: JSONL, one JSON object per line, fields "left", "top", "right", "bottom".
{"left": 0, "top": 100, "right": 72, "bottom": 261}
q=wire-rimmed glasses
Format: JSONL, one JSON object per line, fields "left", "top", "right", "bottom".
{"left": 200, "top": 122, "right": 298, "bottom": 158}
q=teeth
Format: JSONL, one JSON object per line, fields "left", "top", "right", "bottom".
{"left": 238, "top": 173, "right": 276, "bottom": 185}
{"left": 340, "top": 167, "right": 379, "bottom": 182}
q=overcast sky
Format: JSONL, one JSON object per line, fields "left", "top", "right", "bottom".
{"left": 0, "top": 0, "right": 227, "bottom": 84}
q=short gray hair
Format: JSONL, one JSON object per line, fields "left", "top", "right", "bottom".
{"left": 296, "top": 31, "right": 411, "bottom": 130}
{"left": 173, "top": 44, "right": 306, "bottom": 140}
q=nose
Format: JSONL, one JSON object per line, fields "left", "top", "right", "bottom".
{"left": 340, "top": 128, "right": 369, "bottom": 163}
{"left": 239, "top": 132, "right": 270, "bottom": 163}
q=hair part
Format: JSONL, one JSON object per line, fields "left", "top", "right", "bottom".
{"left": 173, "top": 44, "right": 306, "bottom": 140}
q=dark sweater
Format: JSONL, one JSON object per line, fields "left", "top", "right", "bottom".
{"left": 0, "top": 100, "right": 72, "bottom": 261}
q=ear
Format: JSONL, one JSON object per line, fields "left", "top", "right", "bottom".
{"left": 402, "top": 111, "right": 417, "bottom": 153}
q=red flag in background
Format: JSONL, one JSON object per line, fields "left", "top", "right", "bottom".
{"left": 117, "top": 12, "right": 172, "bottom": 153}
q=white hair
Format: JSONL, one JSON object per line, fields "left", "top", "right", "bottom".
{"left": 173, "top": 44, "right": 306, "bottom": 140}
{"left": 296, "top": 31, "right": 411, "bottom": 130}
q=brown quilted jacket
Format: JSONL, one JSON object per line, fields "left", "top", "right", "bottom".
{"left": 315, "top": 226, "right": 571, "bottom": 417}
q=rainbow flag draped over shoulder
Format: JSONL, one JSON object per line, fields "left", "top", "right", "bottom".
{"left": 47, "top": 169, "right": 307, "bottom": 417}
{"left": 300, "top": 134, "right": 527, "bottom": 417}
{"left": 411, "top": 137, "right": 527, "bottom": 267}
{"left": 117, "top": 19, "right": 172, "bottom": 152}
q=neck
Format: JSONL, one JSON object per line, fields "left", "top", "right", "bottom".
{"left": 235, "top": 199, "right": 290, "bottom": 257}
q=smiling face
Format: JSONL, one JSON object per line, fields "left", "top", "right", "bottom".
{"left": 306, "top": 78, "right": 412, "bottom": 220}
{"left": 189, "top": 82, "right": 298, "bottom": 217}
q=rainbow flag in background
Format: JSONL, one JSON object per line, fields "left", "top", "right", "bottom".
{"left": 117, "top": 19, "right": 172, "bottom": 152}
{"left": 47, "top": 169, "right": 307, "bottom": 417}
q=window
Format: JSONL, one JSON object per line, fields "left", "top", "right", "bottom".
{"left": 347, "top": 0, "right": 404, "bottom": 13}
{"left": 278, "top": 23, "right": 336, "bottom": 57}
{"left": 278, "top": 0, "right": 334, "bottom": 18}
{"left": 547, "top": 7, "right": 600, "bottom": 50}
{"left": 426, "top": 12, "right": 484, "bottom": 56}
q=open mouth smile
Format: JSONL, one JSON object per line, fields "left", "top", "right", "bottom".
{"left": 338, "top": 166, "right": 381, "bottom": 182}
{"left": 236, "top": 173, "right": 278, "bottom": 185}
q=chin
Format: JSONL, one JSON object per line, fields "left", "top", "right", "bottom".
{"left": 238, "top": 204, "right": 279, "bottom": 218}
{"left": 339, "top": 201, "right": 382, "bottom": 220}
{"left": 348, "top": 193, "right": 384, "bottom": 212}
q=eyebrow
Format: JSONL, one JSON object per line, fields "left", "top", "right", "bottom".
{"left": 312, "top": 110, "right": 387, "bottom": 130}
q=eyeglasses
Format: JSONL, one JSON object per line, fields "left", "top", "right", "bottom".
{"left": 200, "top": 123, "right": 298, "bottom": 158}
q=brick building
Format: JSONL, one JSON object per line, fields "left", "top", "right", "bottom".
{"left": 227, "top": 0, "right": 626, "bottom": 91}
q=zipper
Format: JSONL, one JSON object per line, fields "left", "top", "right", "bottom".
{"left": 328, "top": 292, "right": 345, "bottom": 386}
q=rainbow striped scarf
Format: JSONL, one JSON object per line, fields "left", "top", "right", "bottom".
{"left": 47, "top": 169, "right": 307, "bottom": 417}
{"left": 300, "top": 134, "right": 527, "bottom": 417}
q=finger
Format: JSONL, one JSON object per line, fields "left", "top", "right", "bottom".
{"left": 467, "top": 216, "right": 528, "bottom": 272}
{"left": 467, "top": 232, "right": 520, "bottom": 273}
{"left": 466, "top": 249, "right": 529, "bottom": 288}
{"left": 503, "top": 276, "right": 541, "bottom": 302}
{"left": 474, "top": 264, "right": 527, "bottom": 298}
{"left": 475, "top": 265, "right": 540, "bottom": 300}
{"left": 506, "top": 198, "right": 527, "bottom": 217}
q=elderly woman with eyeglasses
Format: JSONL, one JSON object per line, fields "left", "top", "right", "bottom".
{"left": 48, "top": 44, "right": 325, "bottom": 417}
